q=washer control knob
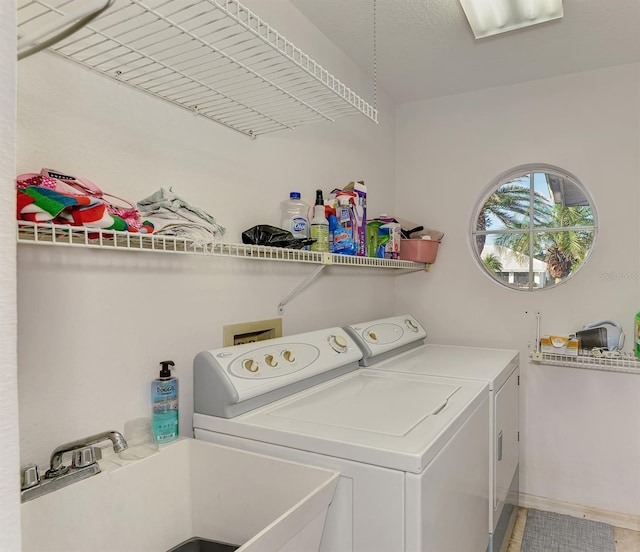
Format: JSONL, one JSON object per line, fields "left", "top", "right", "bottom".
{"left": 405, "top": 319, "right": 419, "bottom": 332}
{"left": 243, "top": 359, "right": 258, "bottom": 372}
{"left": 368, "top": 331, "right": 378, "bottom": 341}
{"left": 329, "top": 335, "right": 348, "bottom": 353}
{"left": 282, "top": 350, "right": 296, "bottom": 363}
{"left": 265, "top": 354, "right": 278, "bottom": 368}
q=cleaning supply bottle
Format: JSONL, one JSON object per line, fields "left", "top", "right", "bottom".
{"left": 331, "top": 197, "right": 357, "bottom": 255}
{"left": 377, "top": 215, "right": 401, "bottom": 259}
{"left": 280, "top": 192, "right": 309, "bottom": 243}
{"left": 337, "top": 197, "right": 354, "bottom": 237}
{"left": 151, "top": 360, "right": 179, "bottom": 444}
{"left": 635, "top": 311, "right": 640, "bottom": 359}
{"left": 310, "top": 189, "right": 329, "bottom": 252}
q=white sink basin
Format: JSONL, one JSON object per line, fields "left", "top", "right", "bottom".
{"left": 21, "top": 438, "right": 339, "bottom": 552}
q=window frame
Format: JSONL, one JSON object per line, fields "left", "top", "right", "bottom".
{"left": 469, "top": 163, "right": 599, "bottom": 292}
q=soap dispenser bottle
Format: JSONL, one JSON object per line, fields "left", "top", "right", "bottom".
{"left": 151, "top": 360, "right": 179, "bottom": 444}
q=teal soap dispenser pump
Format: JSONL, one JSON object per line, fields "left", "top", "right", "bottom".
{"left": 151, "top": 360, "right": 179, "bottom": 444}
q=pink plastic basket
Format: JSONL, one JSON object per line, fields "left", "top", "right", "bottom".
{"left": 399, "top": 239, "right": 440, "bottom": 263}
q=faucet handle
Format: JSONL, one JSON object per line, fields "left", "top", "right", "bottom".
{"left": 72, "top": 446, "right": 102, "bottom": 469}
{"left": 21, "top": 464, "right": 40, "bottom": 491}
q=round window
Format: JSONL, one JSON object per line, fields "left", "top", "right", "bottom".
{"left": 470, "top": 164, "right": 597, "bottom": 291}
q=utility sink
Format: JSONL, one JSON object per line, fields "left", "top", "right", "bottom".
{"left": 21, "top": 438, "right": 339, "bottom": 552}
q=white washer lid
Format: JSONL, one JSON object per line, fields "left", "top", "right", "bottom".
{"left": 193, "top": 369, "right": 488, "bottom": 473}
{"left": 370, "top": 344, "right": 519, "bottom": 390}
{"left": 269, "top": 370, "right": 456, "bottom": 434}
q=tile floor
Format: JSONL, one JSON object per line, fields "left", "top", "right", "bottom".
{"left": 507, "top": 508, "right": 640, "bottom": 552}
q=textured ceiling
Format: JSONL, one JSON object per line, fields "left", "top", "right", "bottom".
{"left": 290, "top": 0, "right": 640, "bottom": 104}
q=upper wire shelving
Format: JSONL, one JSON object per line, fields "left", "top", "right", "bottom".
{"left": 17, "top": 0, "right": 378, "bottom": 138}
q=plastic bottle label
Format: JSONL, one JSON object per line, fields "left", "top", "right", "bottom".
{"left": 290, "top": 216, "right": 308, "bottom": 237}
{"left": 153, "top": 412, "right": 178, "bottom": 441}
{"left": 152, "top": 379, "right": 178, "bottom": 442}
{"left": 310, "top": 224, "right": 329, "bottom": 251}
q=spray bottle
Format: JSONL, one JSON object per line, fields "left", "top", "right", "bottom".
{"left": 330, "top": 196, "right": 357, "bottom": 254}
{"left": 310, "top": 189, "right": 329, "bottom": 252}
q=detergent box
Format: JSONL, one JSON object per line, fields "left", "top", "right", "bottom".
{"left": 540, "top": 335, "right": 580, "bottom": 356}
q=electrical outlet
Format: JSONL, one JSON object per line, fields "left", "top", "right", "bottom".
{"left": 223, "top": 318, "right": 282, "bottom": 347}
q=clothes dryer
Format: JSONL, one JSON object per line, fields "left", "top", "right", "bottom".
{"left": 345, "top": 315, "right": 520, "bottom": 552}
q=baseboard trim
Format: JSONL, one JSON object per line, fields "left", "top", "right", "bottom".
{"left": 518, "top": 492, "right": 640, "bottom": 531}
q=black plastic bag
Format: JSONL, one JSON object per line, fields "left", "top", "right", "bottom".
{"left": 242, "top": 225, "right": 315, "bottom": 249}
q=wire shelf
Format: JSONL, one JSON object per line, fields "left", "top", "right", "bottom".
{"left": 530, "top": 351, "right": 640, "bottom": 375}
{"left": 17, "top": 221, "right": 427, "bottom": 270}
{"left": 17, "top": 0, "right": 378, "bottom": 137}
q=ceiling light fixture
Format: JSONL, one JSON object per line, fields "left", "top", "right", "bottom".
{"left": 459, "top": 0, "right": 563, "bottom": 39}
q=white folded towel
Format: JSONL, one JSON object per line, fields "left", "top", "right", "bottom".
{"left": 137, "top": 188, "right": 226, "bottom": 246}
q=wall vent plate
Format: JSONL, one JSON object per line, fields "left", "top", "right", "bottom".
{"left": 223, "top": 318, "right": 283, "bottom": 347}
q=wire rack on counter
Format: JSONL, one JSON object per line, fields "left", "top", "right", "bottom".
{"left": 530, "top": 351, "right": 640, "bottom": 375}
{"left": 17, "top": 221, "right": 428, "bottom": 270}
{"left": 17, "top": 0, "right": 378, "bottom": 138}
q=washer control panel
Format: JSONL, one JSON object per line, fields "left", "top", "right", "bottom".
{"left": 344, "top": 315, "right": 427, "bottom": 365}
{"left": 230, "top": 343, "right": 320, "bottom": 379}
{"left": 194, "top": 328, "right": 363, "bottom": 416}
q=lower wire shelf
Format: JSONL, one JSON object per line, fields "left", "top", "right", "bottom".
{"left": 530, "top": 351, "right": 640, "bottom": 375}
{"left": 17, "top": 221, "right": 428, "bottom": 270}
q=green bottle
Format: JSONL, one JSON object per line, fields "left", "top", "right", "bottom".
{"left": 635, "top": 312, "right": 640, "bottom": 359}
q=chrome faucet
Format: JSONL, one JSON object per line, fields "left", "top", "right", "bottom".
{"left": 47, "top": 430, "right": 128, "bottom": 477}
{"left": 21, "top": 430, "right": 128, "bottom": 503}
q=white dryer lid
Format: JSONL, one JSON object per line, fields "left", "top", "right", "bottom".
{"left": 193, "top": 369, "right": 487, "bottom": 473}
{"left": 372, "top": 344, "right": 519, "bottom": 391}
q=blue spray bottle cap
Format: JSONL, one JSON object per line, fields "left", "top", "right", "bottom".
{"left": 159, "top": 360, "right": 175, "bottom": 379}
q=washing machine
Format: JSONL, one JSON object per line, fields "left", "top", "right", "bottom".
{"left": 345, "top": 315, "right": 520, "bottom": 552}
{"left": 193, "top": 326, "right": 490, "bottom": 552}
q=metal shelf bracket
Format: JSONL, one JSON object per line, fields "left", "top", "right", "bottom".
{"left": 277, "top": 264, "right": 326, "bottom": 315}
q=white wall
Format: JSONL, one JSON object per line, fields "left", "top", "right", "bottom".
{"left": 16, "top": 1, "right": 396, "bottom": 470}
{"left": 14, "top": 0, "right": 640, "bottom": 535}
{"left": 0, "top": 0, "right": 21, "bottom": 548}
{"left": 396, "top": 64, "right": 640, "bottom": 521}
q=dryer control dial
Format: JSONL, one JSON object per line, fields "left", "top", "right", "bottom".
{"left": 405, "top": 319, "right": 419, "bottom": 332}
{"left": 264, "top": 354, "right": 278, "bottom": 368}
{"left": 282, "top": 350, "right": 296, "bottom": 363}
{"left": 368, "top": 331, "right": 378, "bottom": 341}
{"left": 328, "top": 334, "right": 348, "bottom": 353}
